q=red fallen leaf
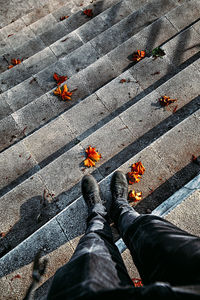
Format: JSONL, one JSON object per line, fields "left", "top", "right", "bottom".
{"left": 22, "top": 126, "right": 27, "bottom": 135}
{"left": 60, "top": 16, "right": 69, "bottom": 21}
{"left": 61, "top": 37, "right": 69, "bottom": 42}
{"left": 132, "top": 50, "right": 146, "bottom": 62}
{"left": 54, "top": 84, "right": 73, "bottom": 101}
{"left": 84, "top": 146, "right": 102, "bottom": 167}
{"left": 128, "top": 190, "right": 142, "bottom": 202}
{"left": 120, "top": 79, "right": 126, "bottom": 83}
{"left": 53, "top": 73, "right": 67, "bottom": 86}
{"left": 151, "top": 71, "right": 160, "bottom": 75}
{"left": 27, "top": 155, "right": 32, "bottom": 160}
{"left": 8, "top": 58, "right": 21, "bottom": 69}
{"left": 11, "top": 274, "right": 21, "bottom": 281}
{"left": 8, "top": 34, "right": 14, "bottom": 37}
{"left": 173, "top": 105, "right": 178, "bottom": 114}
{"left": 192, "top": 155, "right": 197, "bottom": 162}
{"left": 0, "top": 232, "right": 6, "bottom": 238}
{"left": 159, "top": 96, "right": 177, "bottom": 107}
{"left": 83, "top": 9, "right": 93, "bottom": 17}
{"left": 132, "top": 278, "right": 143, "bottom": 287}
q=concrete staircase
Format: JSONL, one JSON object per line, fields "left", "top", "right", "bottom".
{"left": 0, "top": 0, "right": 200, "bottom": 298}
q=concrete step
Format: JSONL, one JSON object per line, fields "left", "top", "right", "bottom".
{"left": 0, "top": 0, "right": 123, "bottom": 74}
{"left": 0, "top": 57, "right": 199, "bottom": 258}
{"left": 0, "top": 0, "right": 181, "bottom": 93}
{"left": 1, "top": 10, "right": 199, "bottom": 153}
{"left": 0, "top": 20, "right": 199, "bottom": 190}
{"left": 0, "top": 110, "right": 199, "bottom": 299}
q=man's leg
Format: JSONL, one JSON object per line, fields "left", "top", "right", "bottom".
{"left": 47, "top": 175, "right": 133, "bottom": 300}
{"left": 110, "top": 171, "right": 200, "bottom": 286}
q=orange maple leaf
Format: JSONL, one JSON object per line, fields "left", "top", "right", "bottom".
{"left": 8, "top": 58, "right": 21, "bottom": 69}
{"left": 132, "top": 278, "right": 143, "bottom": 287}
{"left": 127, "top": 172, "right": 141, "bottom": 184}
{"left": 131, "top": 161, "right": 145, "bottom": 175}
{"left": 84, "top": 146, "right": 101, "bottom": 167}
{"left": 132, "top": 50, "right": 146, "bottom": 62}
{"left": 54, "top": 84, "right": 73, "bottom": 101}
{"left": 128, "top": 190, "right": 142, "bottom": 202}
{"left": 159, "top": 96, "right": 177, "bottom": 107}
{"left": 84, "top": 158, "right": 96, "bottom": 167}
{"left": 53, "top": 72, "right": 67, "bottom": 85}
{"left": 83, "top": 9, "right": 93, "bottom": 17}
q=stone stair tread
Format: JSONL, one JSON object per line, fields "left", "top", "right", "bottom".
{"left": 0, "top": 60, "right": 199, "bottom": 257}
{"left": 0, "top": 110, "right": 199, "bottom": 298}
{"left": 1, "top": 12, "right": 198, "bottom": 152}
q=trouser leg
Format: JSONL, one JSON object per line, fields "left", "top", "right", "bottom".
{"left": 112, "top": 198, "right": 200, "bottom": 286}
{"left": 47, "top": 203, "right": 133, "bottom": 300}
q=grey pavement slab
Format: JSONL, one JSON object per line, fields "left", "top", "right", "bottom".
{"left": 61, "top": 9, "right": 90, "bottom": 32}
{"left": 0, "top": 115, "right": 24, "bottom": 152}
{"left": 29, "top": 13, "right": 57, "bottom": 35}
{"left": 0, "top": 63, "right": 29, "bottom": 93}
{"left": 24, "top": 116, "right": 75, "bottom": 163}
{"left": 23, "top": 47, "right": 57, "bottom": 75}
{"left": 120, "top": 63, "right": 200, "bottom": 141}
{"left": 162, "top": 26, "right": 200, "bottom": 68}
{"left": 4, "top": 36, "right": 46, "bottom": 63}
{"left": 57, "top": 42, "right": 99, "bottom": 77}
{"left": 80, "top": 116, "right": 133, "bottom": 166}
{"left": 0, "top": 18, "right": 25, "bottom": 39}
{"left": 0, "top": 174, "right": 45, "bottom": 241}
{"left": 5, "top": 26, "right": 36, "bottom": 50}
{"left": 80, "top": 55, "right": 117, "bottom": 93}
{"left": 193, "top": 20, "right": 200, "bottom": 36}
{"left": 0, "top": 93, "right": 13, "bottom": 121}
{"left": 0, "top": 0, "right": 32, "bottom": 27}
{"left": 0, "top": 140, "right": 37, "bottom": 190}
{"left": 35, "top": 42, "right": 98, "bottom": 91}
{"left": 50, "top": 31, "right": 83, "bottom": 58}
{"left": 96, "top": 70, "right": 143, "bottom": 112}
{"left": 0, "top": 38, "right": 13, "bottom": 56}
{"left": 39, "top": 21, "right": 71, "bottom": 46}
{"left": 61, "top": 93, "right": 110, "bottom": 138}
{"left": 128, "top": 56, "right": 175, "bottom": 90}
{"left": 165, "top": 190, "right": 200, "bottom": 236}
{"left": 12, "top": 94, "right": 56, "bottom": 135}
{"left": 165, "top": 0, "right": 200, "bottom": 31}
{"left": 0, "top": 56, "right": 9, "bottom": 73}
{"left": 76, "top": 1, "right": 131, "bottom": 43}
{"left": 22, "top": 5, "right": 51, "bottom": 26}
{"left": 37, "top": 143, "right": 103, "bottom": 196}
{"left": 52, "top": 1, "right": 78, "bottom": 21}
{"left": 152, "top": 111, "right": 200, "bottom": 176}
{"left": 107, "top": 16, "right": 177, "bottom": 74}
{"left": 90, "top": 0, "right": 177, "bottom": 56}
{"left": 5, "top": 77, "right": 44, "bottom": 112}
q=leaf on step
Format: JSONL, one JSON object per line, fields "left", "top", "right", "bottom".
{"left": 173, "top": 105, "right": 178, "bottom": 114}
{"left": 128, "top": 190, "right": 142, "bottom": 202}
{"left": 132, "top": 278, "right": 143, "bottom": 287}
{"left": 151, "top": 71, "right": 160, "bottom": 76}
{"left": 84, "top": 146, "right": 102, "bottom": 167}
{"left": 8, "top": 58, "right": 21, "bottom": 69}
{"left": 0, "top": 232, "right": 6, "bottom": 238}
{"left": 159, "top": 95, "right": 177, "bottom": 107}
{"left": 60, "top": 16, "right": 69, "bottom": 21}
{"left": 11, "top": 274, "right": 21, "bottom": 281}
{"left": 7, "top": 33, "right": 14, "bottom": 37}
{"left": 83, "top": 9, "right": 93, "bottom": 17}
{"left": 127, "top": 161, "right": 145, "bottom": 184}
{"left": 152, "top": 47, "right": 165, "bottom": 58}
{"left": 120, "top": 79, "right": 127, "bottom": 83}
{"left": 132, "top": 50, "right": 146, "bottom": 62}
{"left": 54, "top": 84, "right": 73, "bottom": 101}
{"left": 53, "top": 72, "right": 67, "bottom": 86}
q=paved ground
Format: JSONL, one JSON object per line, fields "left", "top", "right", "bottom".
{"left": 0, "top": 0, "right": 200, "bottom": 298}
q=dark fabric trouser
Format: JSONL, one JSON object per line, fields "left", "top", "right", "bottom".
{"left": 47, "top": 199, "right": 200, "bottom": 300}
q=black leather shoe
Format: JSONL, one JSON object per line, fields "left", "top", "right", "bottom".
{"left": 81, "top": 175, "right": 102, "bottom": 209}
{"left": 110, "top": 171, "right": 128, "bottom": 201}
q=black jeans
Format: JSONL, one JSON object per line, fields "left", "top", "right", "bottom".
{"left": 47, "top": 200, "right": 200, "bottom": 299}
